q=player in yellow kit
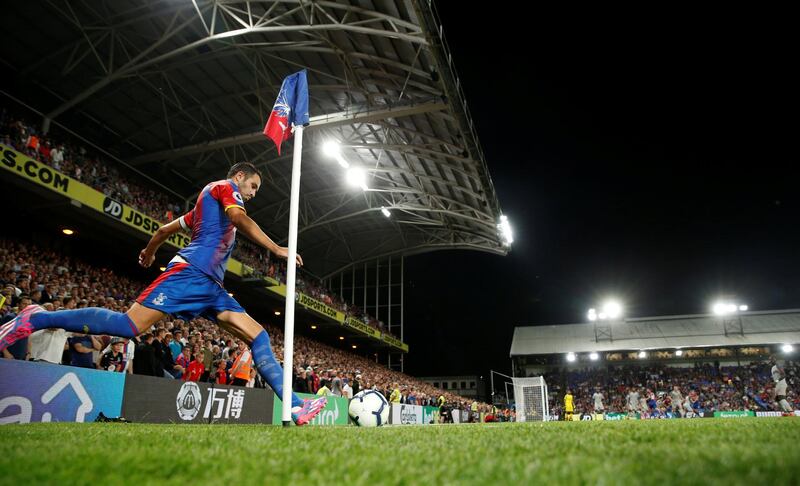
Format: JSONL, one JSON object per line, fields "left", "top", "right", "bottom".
{"left": 564, "top": 389, "right": 575, "bottom": 421}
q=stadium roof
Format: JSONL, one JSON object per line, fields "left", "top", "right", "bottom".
{"left": 510, "top": 309, "right": 800, "bottom": 356}
{"left": 2, "top": 0, "right": 508, "bottom": 278}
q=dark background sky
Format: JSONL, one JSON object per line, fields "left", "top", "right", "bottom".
{"left": 403, "top": 6, "right": 797, "bottom": 380}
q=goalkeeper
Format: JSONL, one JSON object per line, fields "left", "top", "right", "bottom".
{"left": 564, "top": 389, "right": 575, "bottom": 421}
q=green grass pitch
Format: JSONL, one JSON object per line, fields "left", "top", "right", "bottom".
{"left": 1, "top": 419, "right": 799, "bottom": 485}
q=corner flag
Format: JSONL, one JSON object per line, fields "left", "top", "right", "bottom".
{"left": 266, "top": 70, "right": 310, "bottom": 425}
{"left": 263, "top": 70, "right": 309, "bottom": 155}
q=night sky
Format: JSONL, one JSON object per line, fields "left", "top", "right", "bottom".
{"left": 403, "top": 7, "right": 797, "bottom": 379}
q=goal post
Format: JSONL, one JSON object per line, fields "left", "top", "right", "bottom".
{"left": 512, "top": 376, "right": 549, "bottom": 422}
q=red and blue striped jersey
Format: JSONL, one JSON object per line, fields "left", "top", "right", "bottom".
{"left": 177, "top": 180, "right": 245, "bottom": 283}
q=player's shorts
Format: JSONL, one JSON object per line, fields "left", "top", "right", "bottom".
{"left": 594, "top": 404, "right": 605, "bottom": 411}
{"left": 775, "top": 379, "right": 787, "bottom": 396}
{"left": 136, "top": 259, "right": 245, "bottom": 321}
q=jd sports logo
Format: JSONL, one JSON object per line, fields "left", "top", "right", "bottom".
{"left": 103, "top": 197, "right": 123, "bottom": 219}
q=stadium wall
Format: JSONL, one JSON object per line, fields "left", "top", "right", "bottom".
{"left": 0, "top": 360, "right": 275, "bottom": 424}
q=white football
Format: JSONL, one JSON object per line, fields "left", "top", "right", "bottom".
{"left": 349, "top": 390, "right": 390, "bottom": 427}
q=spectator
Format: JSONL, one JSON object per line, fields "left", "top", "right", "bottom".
{"left": 306, "top": 366, "right": 320, "bottom": 394}
{"left": 170, "top": 331, "right": 183, "bottom": 359}
{"left": 305, "top": 367, "right": 317, "bottom": 394}
{"left": 294, "top": 368, "right": 309, "bottom": 394}
{"left": 316, "top": 379, "right": 331, "bottom": 396}
{"left": 29, "top": 328, "right": 70, "bottom": 364}
{"left": 342, "top": 378, "right": 353, "bottom": 399}
{"left": 100, "top": 337, "right": 135, "bottom": 374}
{"left": 230, "top": 341, "right": 253, "bottom": 387}
{"left": 214, "top": 360, "right": 229, "bottom": 385}
{"left": 175, "top": 347, "right": 190, "bottom": 379}
{"left": 99, "top": 338, "right": 128, "bottom": 372}
{"left": 183, "top": 350, "right": 205, "bottom": 382}
{"left": 151, "top": 330, "right": 170, "bottom": 378}
{"left": 68, "top": 333, "right": 100, "bottom": 369}
{"left": 330, "top": 370, "right": 343, "bottom": 397}
{"left": 201, "top": 341, "right": 213, "bottom": 382}
{"left": 133, "top": 334, "right": 157, "bottom": 376}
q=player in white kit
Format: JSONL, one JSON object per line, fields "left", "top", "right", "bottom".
{"left": 592, "top": 388, "right": 605, "bottom": 414}
{"left": 770, "top": 356, "right": 792, "bottom": 412}
{"left": 626, "top": 387, "right": 640, "bottom": 414}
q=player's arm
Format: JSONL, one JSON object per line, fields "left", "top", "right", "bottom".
{"left": 227, "top": 207, "right": 303, "bottom": 266}
{"left": 138, "top": 216, "right": 187, "bottom": 268}
{"left": 74, "top": 342, "right": 94, "bottom": 354}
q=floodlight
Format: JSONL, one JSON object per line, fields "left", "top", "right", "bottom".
{"left": 498, "top": 215, "right": 513, "bottom": 245}
{"left": 783, "top": 344, "right": 794, "bottom": 353}
{"left": 589, "top": 352, "right": 599, "bottom": 361}
{"left": 566, "top": 352, "right": 576, "bottom": 362}
{"left": 587, "top": 308, "right": 597, "bottom": 322}
{"left": 346, "top": 167, "right": 368, "bottom": 191}
{"left": 675, "top": 349, "right": 683, "bottom": 357}
{"left": 322, "top": 141, "right": 340, "bottom": 158}
{"left": 638, "top": 351, "right": 647, "bottom": 359}
{"left": 739, "top": 304, "right": 748, "bottom": 311}
{"left": 603, "top": 301, "right": 622, "bottom": 319}
{"left": 381, "top": 207, "right": 391, "bottom": 218}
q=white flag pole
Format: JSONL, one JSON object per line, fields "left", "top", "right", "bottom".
{"left": 281, "top": 124, "right": 304, "bottom": 426}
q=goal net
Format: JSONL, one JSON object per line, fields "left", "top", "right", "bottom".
{"left": 512, "top": 376, "right": 549, "bottom": 422}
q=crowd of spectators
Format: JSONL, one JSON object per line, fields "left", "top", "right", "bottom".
{"left": 0, "top": 107, "right": 396, "bottom": 338}
{"left": 0, "top": 236, "right": 479, "bottom": 410}
{"left": 542, "top": 360, "right": 799, "bottom": 418}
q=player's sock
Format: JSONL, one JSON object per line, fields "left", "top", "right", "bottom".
{"left": 779, "top": 399, "right": 791, "bottom": 412}
{"left": 30, "top": 307, "right": 139, "bottom": 337}
{"left": 251, "top": 330, "right": 303, "bottom": 408}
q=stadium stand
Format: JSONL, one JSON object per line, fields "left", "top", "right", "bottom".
{"left": 0, "top": 235, "right": 478, "bottom": 411}
{"left": 0, "top": 106, "right": 395, "bottom": 338}
{"left": 541, "top": 361, "right": 799, "bottom": 418}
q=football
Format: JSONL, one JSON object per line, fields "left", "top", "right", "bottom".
{"left": 348, "top": 390, "right": 390, "bottom": 427}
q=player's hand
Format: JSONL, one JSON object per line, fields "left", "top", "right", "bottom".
{"left": 138, "top": 249, "right": 155, "bottom": 268}
{"left": 276, "top": 247, "right": 303, "bottom": 267}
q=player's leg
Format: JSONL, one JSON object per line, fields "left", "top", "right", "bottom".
{"left": 776, "top": 380, "right": 791, "bottom": 412}
{"left": 216, "top": 309, "right": 326, "bottom": 425}
{"left": 216, "top": 310, "right": 303, "bottom": 407}
{"left": 0, "top": 298, "right": 164, "bottom": 351}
